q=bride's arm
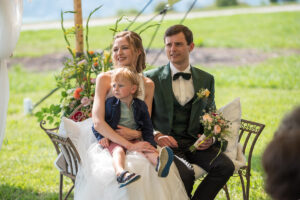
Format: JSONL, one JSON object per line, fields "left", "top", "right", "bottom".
{"left": 92, "top": 73, "right": 155, "bottom": 152}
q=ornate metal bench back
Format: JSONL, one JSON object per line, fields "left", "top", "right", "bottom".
{"left": 40, "top": 120, "right": 81, "bottom": 179}
{"left": 237, "top": 119, "right": 265, "bottom": 200}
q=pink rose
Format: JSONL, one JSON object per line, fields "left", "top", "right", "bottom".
{"left": 213, "top": 125, "right": 221, "bottom": 135}
{"left": 81, "top": 96, "right": 90, "bottom": 106}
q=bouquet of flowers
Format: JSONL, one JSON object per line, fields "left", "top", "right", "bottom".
{"left": 35, "top": 7, "right": 113, "bottom": 126}
{"left": 189, "top": 110, "right": 230, "bottom": 163}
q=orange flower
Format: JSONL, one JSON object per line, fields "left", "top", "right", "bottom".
{"left": 73, "top": 88, "right": 83, "bottom": 99}
{"left": 93, "top": 62, "right": 98, "bottom": 67}
{"left": 89, "top": 51, "right": 94, "bottom": 55}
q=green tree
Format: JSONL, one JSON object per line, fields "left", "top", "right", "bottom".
{"left": 216, "top": 0, "right": 238, "bottom": 7}
{"left": 154, "top": 1, "right": 173, "bottom": 13}
{"left": 270, "top": 0, "right": 297, "bottom": 2}
{"left": 117, "top": 8, "right": 139, "bottom": 16}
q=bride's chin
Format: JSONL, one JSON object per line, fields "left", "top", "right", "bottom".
{"left": 117, "top": 61, "right": 131, "bottom": 66}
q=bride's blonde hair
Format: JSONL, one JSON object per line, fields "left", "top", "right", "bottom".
{"left": 112, "top": 31, "right": 146, "bottom": 73}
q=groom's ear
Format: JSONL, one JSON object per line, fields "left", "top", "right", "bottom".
{"left": 189, "top": 42, "right": 195, "bottom": 53}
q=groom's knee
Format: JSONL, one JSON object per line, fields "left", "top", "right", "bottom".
{"left": 173, "top": 155, "right": 195, "bottom": 197}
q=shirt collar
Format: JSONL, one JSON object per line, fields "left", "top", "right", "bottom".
{"left": 170, "top": 62, "right": 191, "bottom": 77}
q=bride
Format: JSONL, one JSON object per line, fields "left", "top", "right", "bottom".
{"left": 74, "top": 31, "right": 189, "bottom": 200}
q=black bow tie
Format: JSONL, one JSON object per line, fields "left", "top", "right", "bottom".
{"left": 173, "top": 72, "right": 191, "bottom": 81}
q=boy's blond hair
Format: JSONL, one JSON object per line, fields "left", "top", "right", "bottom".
{"left": 111, "top": 66, "right": 140, "bottom": 98}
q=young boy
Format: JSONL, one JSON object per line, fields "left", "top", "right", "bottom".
{"left": 92, "top": 67, "right": 173, "bottom": 188}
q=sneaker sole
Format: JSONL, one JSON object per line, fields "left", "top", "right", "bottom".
{"left": 157, "top": 147, "right": 173, "bottom": 177}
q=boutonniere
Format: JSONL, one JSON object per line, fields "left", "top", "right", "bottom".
{"left": 193, "top": 88, "right": 210, "bottom": 104}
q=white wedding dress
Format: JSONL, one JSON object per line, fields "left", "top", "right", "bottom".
{"left": 74, "top": 74, "right": 189, "bottom": 200}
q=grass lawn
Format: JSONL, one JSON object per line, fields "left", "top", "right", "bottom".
{"left": 1, "top": 54, "right": 299, "bottom": 199}
{"left": 14, "top": 11, "right": 300, "bottom": 57}
{"left": 1, "top": 10, "right": 300, "bottom": 200}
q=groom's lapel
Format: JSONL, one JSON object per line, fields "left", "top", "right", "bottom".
{"left": 189, "top": 66, "right": 205, "bottom": 128}
{"left": 159, "top": 63, "right": 174, "bottom": 128}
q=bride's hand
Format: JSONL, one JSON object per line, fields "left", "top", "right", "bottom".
{"left": 116, "top": 125, "right": 142, "bottom": 140}
{"left": 128, "top": 141, "right": 157, "bottom": 153}
{"left": 155, "top": 133, "right": 178, "bottom": 148}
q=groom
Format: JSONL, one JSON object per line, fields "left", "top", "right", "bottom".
{"left": 145, "top": 25, "right": 234, "bottom": 200}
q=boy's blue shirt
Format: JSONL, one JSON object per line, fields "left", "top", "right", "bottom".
{"left": 92, "top": 97, "right": 157, "bottom": 148}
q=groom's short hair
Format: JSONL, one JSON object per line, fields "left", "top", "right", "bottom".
{"left": 164, "top": 24, "right": 193, "bottom": 45}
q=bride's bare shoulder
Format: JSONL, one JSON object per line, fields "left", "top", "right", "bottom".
{"left": 143, "top": 76, "right": 154, "bottom": 89}
{"left": 143, "top": 76, "right": 154, "bottom": 86}
{"left": 96, "top": 71, "right": 112, "bottom": 82}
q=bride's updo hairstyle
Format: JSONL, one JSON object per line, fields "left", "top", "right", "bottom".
{"left": 113, "top": 31, "right": 146, "bottom": 73}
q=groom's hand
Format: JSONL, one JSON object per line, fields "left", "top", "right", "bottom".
{"left": 155, "top": 133, "right": 178, "bottom": 148}
{"left": 196, "top": 135, "right": 213, "bottom": 150}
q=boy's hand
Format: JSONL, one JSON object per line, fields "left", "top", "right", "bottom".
{"left": 99, "top": 138, "right": 110, "bottom": 148}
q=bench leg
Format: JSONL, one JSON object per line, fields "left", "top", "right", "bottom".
{"left": 59, "top": 174, "right": 63, "bottom": 200}
{"left": 223, "top": 184, "right": 230, "bottom": 200}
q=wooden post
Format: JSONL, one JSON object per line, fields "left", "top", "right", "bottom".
{"left": 74, "top": 0, "right": 84, "bottom": 56}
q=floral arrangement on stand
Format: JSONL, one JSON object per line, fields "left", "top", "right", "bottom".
{"left": 35, "top": 6, "right": 113, "bottom": 126}
{"left": 189, "top": 110, "right": 230, "bottom": 164}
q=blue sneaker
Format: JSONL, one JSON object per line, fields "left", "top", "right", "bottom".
{"left": 156, "top": 146, "right": 174, "bottom": 177}
{"left": 117, "top": 171, "right": 141, "bottom": 188}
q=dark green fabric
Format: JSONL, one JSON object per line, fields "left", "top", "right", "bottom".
{"left": 144, "top": 63, "right": 216, "bottom": 148}
{"left": 171, "top": 94, "right": 194, "bottom": 148}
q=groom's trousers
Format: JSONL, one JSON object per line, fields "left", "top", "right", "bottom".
{"left": 172, "top": 146, "right": 234, "bottom": 200}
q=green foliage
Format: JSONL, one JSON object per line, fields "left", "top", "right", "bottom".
{"left": 194, "top": 37, "right": 204, "bottom": 47}
{"left": 117, "top": 8, "right": 139, "bottom": 16}
{"left": 271, "top": 0, "right": 297, "bottom": 2}
{"left": 216, "top": 0, "right": 238, "bottom": 7}
{"left": 154, "top": 1, "right": 174, "bottom": 13}
{"left": 155, "top": 1, "right": 167, "bottom": 12}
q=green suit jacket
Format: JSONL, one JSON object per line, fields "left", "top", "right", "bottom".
{"left": 144, "top": 63, "right": 216, "bottom": 148}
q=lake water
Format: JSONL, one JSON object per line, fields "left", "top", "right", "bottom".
{"left": 23, "top": 0, "right": 291, "bottom": 23}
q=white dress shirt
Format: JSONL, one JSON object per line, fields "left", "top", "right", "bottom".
{"left": 170, "top": 63, "right": 194, "bottom": 106}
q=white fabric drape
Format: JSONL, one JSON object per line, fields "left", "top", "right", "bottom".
{"left": 0, "top": 0, "right": 23, "bottom": 150}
